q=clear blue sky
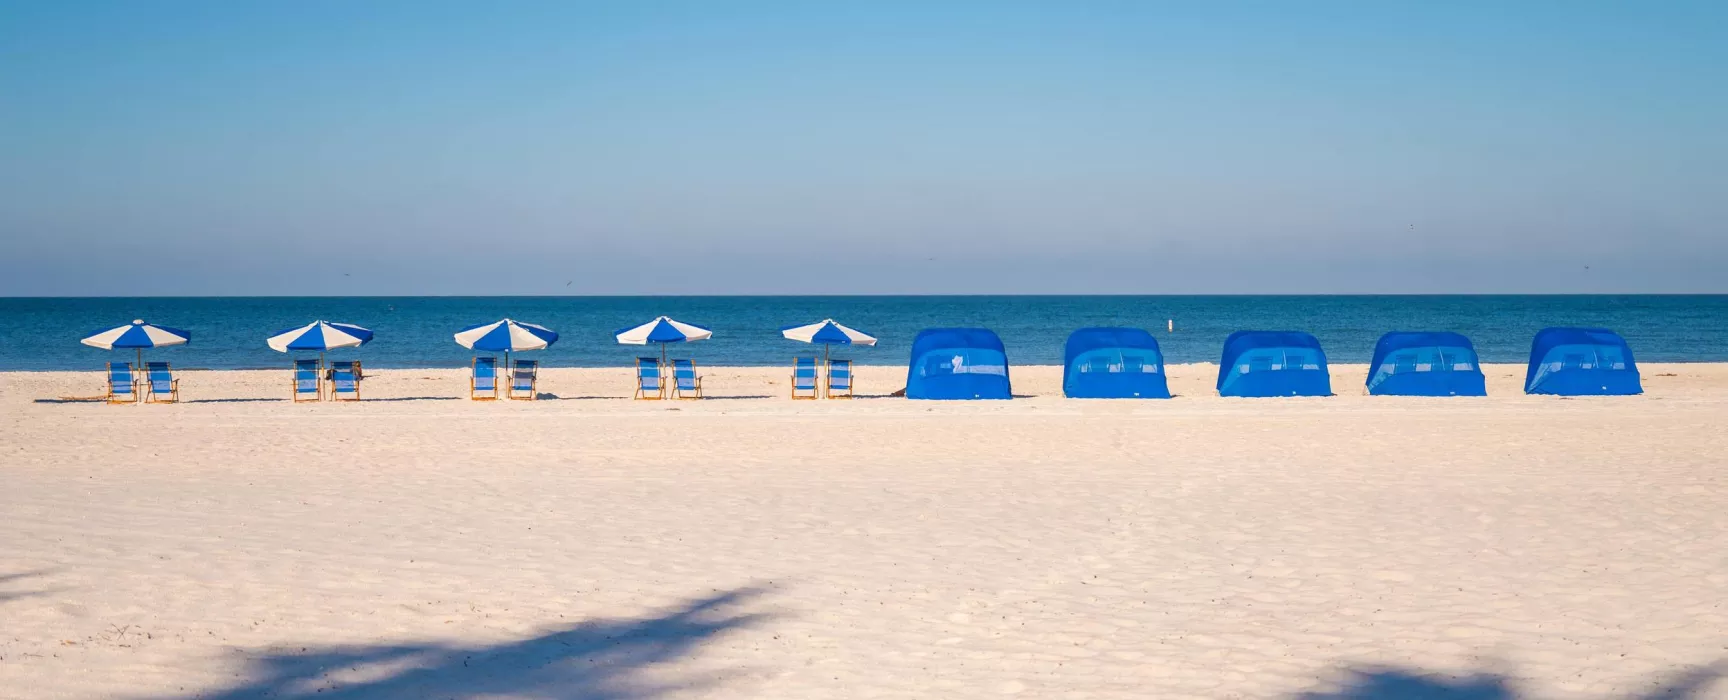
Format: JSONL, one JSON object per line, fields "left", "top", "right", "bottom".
{"left": 2, "top": 0, "right": 1723, "bottom": 295}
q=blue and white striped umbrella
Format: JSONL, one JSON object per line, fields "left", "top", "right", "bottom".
{"left": 82, "top": 319, "right": 191, "bottom": 369}
{"left": 267, "top": 321, "right": 374, "bottom": 353}
{"left": 81, "top": 319, "right": 192, "bottom": 350}
{"left": 780, "top": 319, "right": 877, "bottom": 347}
{"left": 614, "top": 316, "right": 712, "bottom": 345}
{"left": 454, "top": 318, "right": 559, "bottom": 352}
{"left": 781, "top": 318, "right": 875, "bottom": 363}
{"left": 615, "top": 316, "right": 711, "bottom": 364}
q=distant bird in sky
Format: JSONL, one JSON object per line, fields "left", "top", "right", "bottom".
{"left": 566, "top": 280, "right": 572, "bottom": 286}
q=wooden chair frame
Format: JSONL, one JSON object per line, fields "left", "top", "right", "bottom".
{"left": 144, "top": 361, "right": 180, "bottom": 403}
{"left": 671, "top": 359, "right": 703, "bottom": 400}
{"left": 508, "top": 359, "right": 538, "bottom": 401}
{"left": 825, "top": 359, "right": 855, "bottom": 399}
{"left": 634, "top": 358, "right": 666, "bottom": 400}
{"left": 791, "top": 356, "right": 819, "bottom": 400}
{"left": 471, "top": 356, "right": 499, "bottom": 401}
{"left": 292, "top": 359, "right": 323, "bottom": 402}
{"left": 106, "top": 362, "right": 137, "bottom": 404}
{"left": 330, "top": 360, "right": 363, "bottom": 401}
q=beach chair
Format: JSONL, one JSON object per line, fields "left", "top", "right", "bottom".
{"left": 826, "top": 359, "right": 854, "bottom": 399}
{"left": 471, "top": 357, "right": 498, "bottom": 400}
{"left": 672, "top": 359, "right": 703, "bottom": 399}
{"left": 508, "top": 359, "right": 538, "bottom": 401}
{"left": 105, "top": 362, "right": 137, "bottom": 404}
{"left": 329, "top": 360, "right": 362, "bottom": 401}
{"left": 144, "top": 361, "right": 179, "bottom": 403}
{"left": 791, "top": 356, "right": 819, "bottom": 400}
{"left": 293, "top": 359, "right": 322, "bottom": 402}
{"left": 635, "top": 357, "right": 665, "bottom": 400}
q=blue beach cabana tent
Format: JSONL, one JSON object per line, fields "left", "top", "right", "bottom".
{"left": 1216, "top": 331, "right": 1331, "bottom": 398}
{"left": 1062, "top": 327, "right": 1170, "bottom": 399}
{"left": 1367, "top": 331, "right": 1487, "bottom": 397}
{"left": 905, "top": 328, "right": 1011, "bottom": 400}
{"left": 1525, "top": 327, "right": 1641, "bottom": 395}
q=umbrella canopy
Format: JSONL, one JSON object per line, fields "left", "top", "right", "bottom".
{"left": 81, "top": 320, "right": 191, "bottom": 350}
{"left": 454, "top": 318, "right": 559, "bottom": 352}
{"left": 780, "top": 319, "right": 877, "bottom": 346}
{"left": 267, "top": 321, "right": 374, "bottom": 352}
{"left": 614, "top": 317, "right": 712, "bottom": 345}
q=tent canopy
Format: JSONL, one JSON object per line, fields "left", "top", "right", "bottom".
{"left": 1525, "top": 327, "right": 1641, "bottom": 395}
{"left": 905, "top": 328, "right": 1011, "bottom": 400}
{"left": 1216, "top": 330, "right": 1331, "bottom": 398}
{"left": 1367, "top": 331, "right": 1487, "bottom": 397}
{"left": 1062, "top": 327, "right": 1170, "bottom": 399}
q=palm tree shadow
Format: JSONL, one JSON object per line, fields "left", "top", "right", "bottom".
{"left": 1295, "top": 668, "right": 1518, "bottom": 700}
{"left": 158, "top": 585, "right": 775, "bottom": 700}
{"left": 0, "top": 569, "right": 63, "bottom": 604}
{"left": 1295, "top": 661, "right": 1724, "bottom": 699}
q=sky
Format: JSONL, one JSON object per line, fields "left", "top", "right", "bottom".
{"left": 1, "top": 0, "right": 1724, "bottom": 295}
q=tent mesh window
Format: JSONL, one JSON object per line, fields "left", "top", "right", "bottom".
{"left": 917, "top": 349, "right": 1008, "bottom": 377}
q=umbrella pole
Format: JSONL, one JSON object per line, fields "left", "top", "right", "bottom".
{"left": 136, "top": 348, "right": 143, "bottom": 403}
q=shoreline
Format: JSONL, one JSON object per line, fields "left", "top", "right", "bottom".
{"left": 5, "top": 363, "right": 1721, "bottom": 406}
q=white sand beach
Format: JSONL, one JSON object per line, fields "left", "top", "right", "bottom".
{"left": 2, "top": 364, "right": 1725, "bottom": 699}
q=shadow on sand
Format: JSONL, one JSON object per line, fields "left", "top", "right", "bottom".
{"left": 151, "top": 586, "right": 773, "bottom": 700}
{"left": 0, "top": 569, "right": 62, "bottom": 604}
{"left": 1296, "top": 662, "right": 1724, "bottom": 700}
{"left": 184, "top": 398, "right": 287, "bottom": 404}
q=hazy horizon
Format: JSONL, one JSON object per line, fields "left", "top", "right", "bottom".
{"left": 3, "top": 1, "right": 1724, "bottom": 296}
{"left": 6, "top": 292, "right": 1728, "bottom": 300}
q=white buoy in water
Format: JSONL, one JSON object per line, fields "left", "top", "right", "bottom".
{"left": 1168, "top": 319, "right": 1174, "bottom": 332}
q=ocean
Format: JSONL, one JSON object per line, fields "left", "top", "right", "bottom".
{"left": 3, "top": 295, "right": 1725, "bottom": 371}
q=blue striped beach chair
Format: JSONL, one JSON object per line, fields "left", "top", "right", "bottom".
{"left": 672, "top": 359, "right": 703, "bottom": 399}
{"left": 293, "top": 359, "right": 322, "bottom": 402}
{"left": 106, "top": 362, "right": 137, "bottom": 404}
{"left": 330, "top": 360, "right": 362, "bottom": 401}
{"left": 508, "top": 359, "right": 538, "bottom": 401}
{"left": 144, "top": 361, "right": 179, "bottom": 403}
{"left": 791, "top": 356, "right": 818, "bottom": 400}
{"left": 826, "top": 359, "right": 854, "bottom": 399}
{"left": 471, "top": 357, "right": 498, "bottom": 400}
{"left": 635, "top": 357, "right": 665, "bottom": 400}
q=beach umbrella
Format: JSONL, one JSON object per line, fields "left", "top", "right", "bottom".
{"left": 454, "top": 318, "right": 558, "bottom": 367}
{"left": 614, "top": 316, "right": 712, "bottom": 364}
{"left": 81, "top": 319, "right": 192, "bottom": 368}
{"left": 780, "top": 319, "right": 876, "bottom": 364}
{"left": 267, "top": 321, "right": 374, "bottom": 365}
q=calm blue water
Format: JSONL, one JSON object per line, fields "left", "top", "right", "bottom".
{"left": 3, "top": 296, "right": 1725, "bottom": 371}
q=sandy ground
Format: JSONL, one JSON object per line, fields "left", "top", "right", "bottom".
{"left": 1, "top": 363, "right": 1725, "bottom": 699}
